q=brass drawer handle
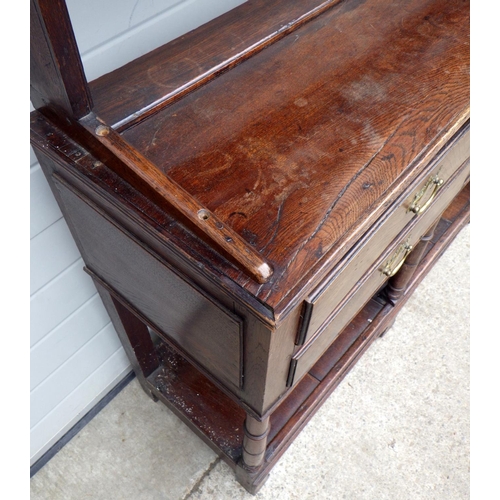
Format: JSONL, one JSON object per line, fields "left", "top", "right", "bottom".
{"left": 409, "top": 174, "right": 444, "bottom": 215}
{"left": 382, "top": 241, "right": 413, "bottom": 277}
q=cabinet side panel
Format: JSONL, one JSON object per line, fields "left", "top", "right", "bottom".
{"left": 53, "top": 176, "right": 243, "bottom": 391}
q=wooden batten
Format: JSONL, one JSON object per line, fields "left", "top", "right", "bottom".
{"left": 72, "top": 112, "right": 273, "bottom": 284}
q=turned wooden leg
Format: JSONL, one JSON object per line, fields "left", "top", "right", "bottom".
{"left": 385, "top": 219, "right": 440, "bottom": 303}
{"left": 235, "top": 414, "right": 271, "bottom": 494}
{"left": 94, "top": 280, "right": 160, "bottom": 400}
{"left": 242, "top": 415, "right": 270, "bottom": 469}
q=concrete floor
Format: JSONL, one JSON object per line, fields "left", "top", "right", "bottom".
{"left": 31, "top": 226, "right": 470, "bottom": 500}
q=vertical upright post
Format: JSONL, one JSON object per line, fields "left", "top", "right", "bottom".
{"left": 30, "top": 0, "right": 93, "bottom": 117}
{"left": 242, "top": 415, "right": 271, "bottom": 469}
{"left": 94, "top": 281, "right": 160, "bottom": 401}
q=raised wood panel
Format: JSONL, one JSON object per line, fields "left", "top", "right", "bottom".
{"left": 31, "top": 323, "right": 123, "bottom": 428}
{"left": 54, "top": 176, "right": 244, "bottom": 391}
{"left": 30, "top": 217, "right": 81, "bottom": 295}
{"left": 30, "top": 348, "right": 131, "bottom": 465}
{"left": 30, "top": 295, "right": 111, "bottom": 390}
{"left": 30, "top": 260, "right": 97, "bottom": 347}
{"left": 30, "top": 163, "right": 63, "bottom": 239}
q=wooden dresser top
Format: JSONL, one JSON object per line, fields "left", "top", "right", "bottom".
{"left": 32, "top": 0, "right": 469, "bottom": 320}
{"left": 120, "top": 0, "right": 469, "bottom": 313}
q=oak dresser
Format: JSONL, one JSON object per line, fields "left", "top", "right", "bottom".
{"left": 30, "top": 0, "right": 470, "bottom": 493}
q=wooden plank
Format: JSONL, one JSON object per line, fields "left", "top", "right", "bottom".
{"left": 90, "top": 0, "right": 342, "bottom": 129}
{"left": 78, "top": 113, "right": 273, "bottom": 284}
{"left": 149, "top": 342, "right": 246, "bottom": 463}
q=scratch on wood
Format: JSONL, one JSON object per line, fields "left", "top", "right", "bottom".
{"left": 261, "top": 201, "right": 285, "bottom": 252}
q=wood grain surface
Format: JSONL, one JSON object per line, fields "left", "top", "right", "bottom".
{"left": 119, "top": 0, "right": 469, "bottom": 313}
{"left": 78, "top": 113, "right": 273, "bottom": 284}
{"left": 290, "top": 155, "right": 469, "bottom": 387}
{"left": 300, "top": 125, "right": 469, "bottom": 343}
{"left": 90, "top": 0, "right": 343, "bottom": 130}
{"left": 31, "top": 0, "right": 469, "bottom": 320}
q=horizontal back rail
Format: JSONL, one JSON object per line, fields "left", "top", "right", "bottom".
{"left": 89, "top": 0, "right": 344, "bottom": 131}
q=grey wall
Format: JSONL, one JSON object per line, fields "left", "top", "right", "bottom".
{"left": 30, "top": 0, "right": 245, "bottom": 465}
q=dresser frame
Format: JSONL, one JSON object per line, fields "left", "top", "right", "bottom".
{"left": 30, "top": 0, "right": 470, "bottom": 493}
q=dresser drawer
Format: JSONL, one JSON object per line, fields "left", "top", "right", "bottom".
{"left": 296, "top": 124, "right": 470, "bottom": 346}
{"left": 288, "top": 158, "right": 469, "bottom": 387}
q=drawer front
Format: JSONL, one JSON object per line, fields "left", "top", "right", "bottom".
{"left": 289, "top": 159, "right": 470, "bottom": 387}
{"left": 297, "top": 124, "right": 470, "bottom": 345}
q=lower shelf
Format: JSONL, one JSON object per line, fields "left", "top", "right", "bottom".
{"left": 145, "top": 183, "right": 470, "bottom": 493}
